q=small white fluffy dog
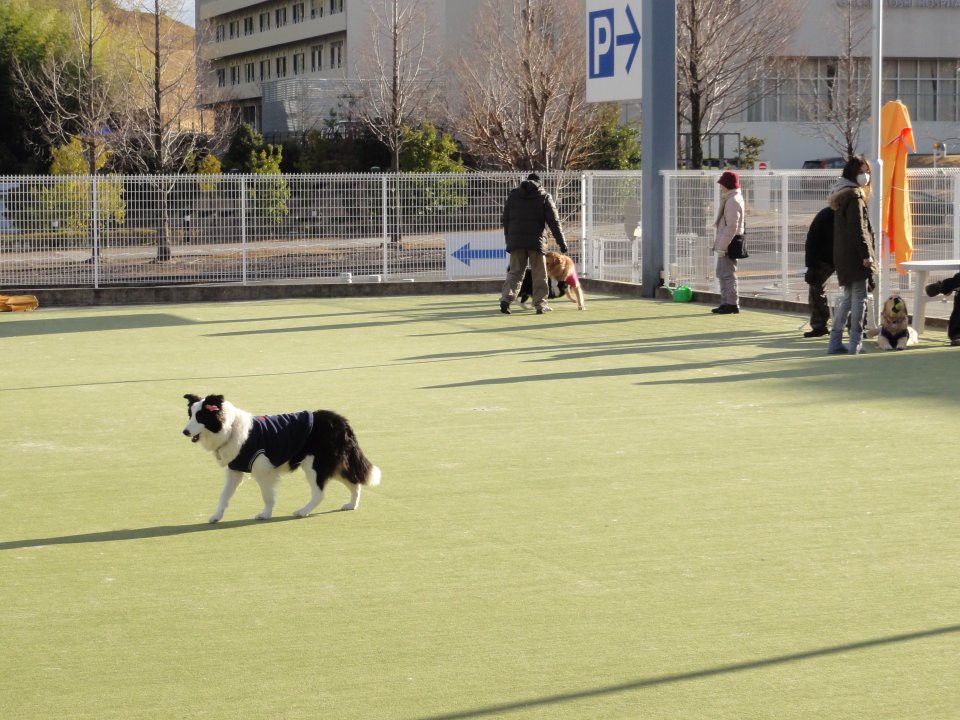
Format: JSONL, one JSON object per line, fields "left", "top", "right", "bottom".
{"left": 183, "top": 394, "right": 381, "bottom": 522}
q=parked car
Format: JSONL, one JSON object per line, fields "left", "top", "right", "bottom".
{"left": 802, "top": 157, "right": 846, "bottom": 169}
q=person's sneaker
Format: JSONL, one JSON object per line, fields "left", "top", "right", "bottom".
{"left": 536, "top": 305, "right": 553, "bottom": 314}
{"left": 500, "top": 301, "right": 511, "bottom": 315}
{"left": 803, "top": 328, "right": 828, "bottom": 338}
{"left": 827, "top": 346, "right": 849, "bottom": 355}
{"left": 925, "top": 281, "right": 944, "bottom": 297}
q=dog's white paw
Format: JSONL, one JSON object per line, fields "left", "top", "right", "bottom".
{"left": 292, "top": 507, "right": 312, "bottom": 518}
{"left": 254, "top": 511, "right": 272, "bottom": 521}
{"left": 208, "top": 512, "right": 223, "bottom": 523}
{"left": 340, "top": 502, "right": 357, "bottom": 511}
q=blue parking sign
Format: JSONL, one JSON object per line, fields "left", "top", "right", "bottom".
{"left": 588, "top": 9, "right": 615, "bottom": 79}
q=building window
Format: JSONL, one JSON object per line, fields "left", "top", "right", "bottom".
{"left": 330, "top": 0, "right": 343, "bottom": 14}
{"left": 276, "top": 55, "right": 287, "bottom": 79}
{"left": 228, "top": 20, "right": 239, "bottom": 39}
{"left": 242, "top": 105, "right": 258, "bottom": 128}
{"left": 747, "top": 56, "right": 960, "bottom": 123}
{"left": 275, "top": 7, "right": 287, "bottom": 27}
{"left": 216, "top": 68, "right": 225, "bottom": 87}
{"left": 311, "top": 0, "right": 323, "bottom": 18}
{"left": 215, "top": 24, "right": 225, "bottom": 42}
{"left": 260, "top": 59, "right": 271, "bottom": 81}
{"left": 230, "top": 65, "right": 240, "bottom": 85}
{"left": 259, "top": 11, "right": 270, "bottom": 32}
{"left": 311, "top": 44, "right": 323, "bottom": 72}
{"left": 293, "top": 52, "right": 305, "bottom": 75}
{"left": 329, "top": 41, "right": 342, "bottom": 69}
{"left": 293, "top": 2, "right": 305, "bottom": 23}
{"left": 244, "top": 17, "right": 254, "bottom": 35}
{"left": 245, "top": 62, "right": 255, "bottom": 83}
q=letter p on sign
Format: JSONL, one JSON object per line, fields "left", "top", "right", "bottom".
{"left": 589, "top": 9, "right": 614, "bottom": 78}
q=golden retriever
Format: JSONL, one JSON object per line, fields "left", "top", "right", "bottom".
{"left": 544, "top": 252, "right": 585, "bottom": 310}
{"left": 866, "top": 295, "right": 918, "bottom": 350}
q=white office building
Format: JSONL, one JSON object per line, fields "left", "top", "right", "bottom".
{"left": 721, "top": 0, "right": 960, "bottom": 169}
{"left": 196, "top": 0, "right": 960, "bottom": 166}
{"left": 194, "top": 0, "right": 480, "bottom": 138}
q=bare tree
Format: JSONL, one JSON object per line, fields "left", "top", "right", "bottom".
{"left": 452, "top": 0, "right": 602, "bottom": 170}
{"left": 676, "top": 0, "right": 805, "bottom": 169}
{"left": 353, "top": 0, "right": 439, "bottom": 172}
{"left": 800, "top": 0, "right": 871, "bottom": 158}
{"left": 114, "top": 0, "right": 221, "bottom": 260}
{"left": 13, "top": 0, "right": 120, "bottom": 173}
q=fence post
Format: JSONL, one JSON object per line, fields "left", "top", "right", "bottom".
{"left": 780, "top": 174, "right": 790, "bottom": 300}
{"left": 241, "top": 175, "right": 248, "bottom": 285}
{"left": 91, "top": 175, "right": 100, "bottom": 289}
{"left": 953, "top": 173, "right": 960, "bottom": 260}
{"left": 382, "top": 173, "right": 389, "bottom": 277}
{"left": 659, "top": 171, "right": 669, "bottom": 287}
{"left": 578, "top": 172, "right": 586, "bottom": 256}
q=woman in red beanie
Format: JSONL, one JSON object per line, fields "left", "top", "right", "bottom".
{"left": 712, "top": 170, "right": 745, "bottom": 314}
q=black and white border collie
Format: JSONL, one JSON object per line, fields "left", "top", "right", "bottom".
{"left": 182, "top": 394, "right": 381, "bottom": 522}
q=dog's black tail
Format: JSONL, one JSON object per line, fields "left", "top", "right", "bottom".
{"left": 314, "top": 410, "right": 381, "bottom": 487}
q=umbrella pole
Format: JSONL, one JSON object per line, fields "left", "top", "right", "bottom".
{"left": 869, "top": 0, "right": 884, "bottom": 328}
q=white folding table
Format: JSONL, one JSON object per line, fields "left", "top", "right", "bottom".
{"left": 898, "top": 259, "right": 960, "bottom": 335}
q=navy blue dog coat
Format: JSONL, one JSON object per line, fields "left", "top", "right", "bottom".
{"left": 228, "top": 411, "right": 314, "bottom": 473}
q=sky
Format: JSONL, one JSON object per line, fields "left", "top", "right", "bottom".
{"left": 176, "top": 0, "right": 194, "bottom": 27}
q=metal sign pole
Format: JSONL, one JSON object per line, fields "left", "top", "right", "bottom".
{"left": 640, "top": 0, "right": 676, "bottom": 296}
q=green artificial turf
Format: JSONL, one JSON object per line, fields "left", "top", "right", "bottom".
{"left": 1, "top": 294, "right": 958, "bottom": 719}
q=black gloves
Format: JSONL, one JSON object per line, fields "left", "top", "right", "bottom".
{"left": 558, "top": 242, "right": 569, "bottom": 254}
{"left": 803, "top": 268, "right": 816, "bottom": 285}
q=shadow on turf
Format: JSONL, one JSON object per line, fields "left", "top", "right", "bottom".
{"left": 414, "top": 623, "right": 960, "bottom": 720}
{"left": 0, "top": 514, "right": 346, "bottom": 550}
{"left": 0, "top": 304, "right": 479, "bottom": 338}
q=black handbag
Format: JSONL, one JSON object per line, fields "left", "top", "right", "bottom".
{"left": 726, "top": 234, "right": 748, "bottom": 260}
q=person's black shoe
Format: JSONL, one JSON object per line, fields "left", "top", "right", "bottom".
{"left": 950, "top": 338, "right": 960, "bottom": 346}
{"left": 803, "top": 328, "right": 829, "bottom": 338}
{"left": 712, "top": 304, "right": 739, "bottom": 314}
{"left": 926, "top": 281, "right": 944, "bottom": 297}
{"left": 500, "top": 301, "right": 511, "bottom": 315}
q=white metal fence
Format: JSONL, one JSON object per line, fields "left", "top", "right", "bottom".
{"left": 0, "top": 171, "right": 641, "bottom": 289}
{"left": 663, "top": 169, "right": 960, "bottom": 313}
{"left": 4, "top": 168, "right": 958, "bottom": 320}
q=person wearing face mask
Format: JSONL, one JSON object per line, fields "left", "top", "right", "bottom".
{"left": 826, "top": 155, "right": 876, "bottom": 354}
{"left": 711, "top": 170, "right": 745, "bottom": 314}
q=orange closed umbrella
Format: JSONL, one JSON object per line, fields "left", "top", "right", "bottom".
{"left": 880, "top": 100, "right": 915, "bottom": 272}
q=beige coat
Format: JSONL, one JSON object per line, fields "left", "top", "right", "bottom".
{"left": 713, "top": 189, "right": 745, "bottom": 253}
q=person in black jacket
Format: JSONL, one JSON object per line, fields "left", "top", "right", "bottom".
{"left": 803, "top": 206, "right": 834, "bottom": 337}
{"left": 923, "top": 273, "right": 960, "bottom": 345}
{"left": 499, "top": 173, "right": 569, "bottom": 315}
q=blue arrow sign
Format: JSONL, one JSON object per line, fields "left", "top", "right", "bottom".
{"left": 451, "top": 242, "right": 507, "bottom": 267}
{"left": 615, "top": 5, "right": 640, "bottom": 74}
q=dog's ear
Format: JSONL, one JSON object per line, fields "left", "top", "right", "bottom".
{"left": 184, "top": 393, "right": 201, "bottom": 405}
{"left": 203, "top": 394, "right": 225, "bottom": 412}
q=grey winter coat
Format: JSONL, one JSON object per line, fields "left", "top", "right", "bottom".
{"left": 501, "top": 180, "right": 568, "bottom": 253}
{"left": 828, "top": 185, "right": 875, "bottom": 287}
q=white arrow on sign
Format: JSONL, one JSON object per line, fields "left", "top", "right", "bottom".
{"left": 585, "top": 0, "right": 642, "bottom": 103}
